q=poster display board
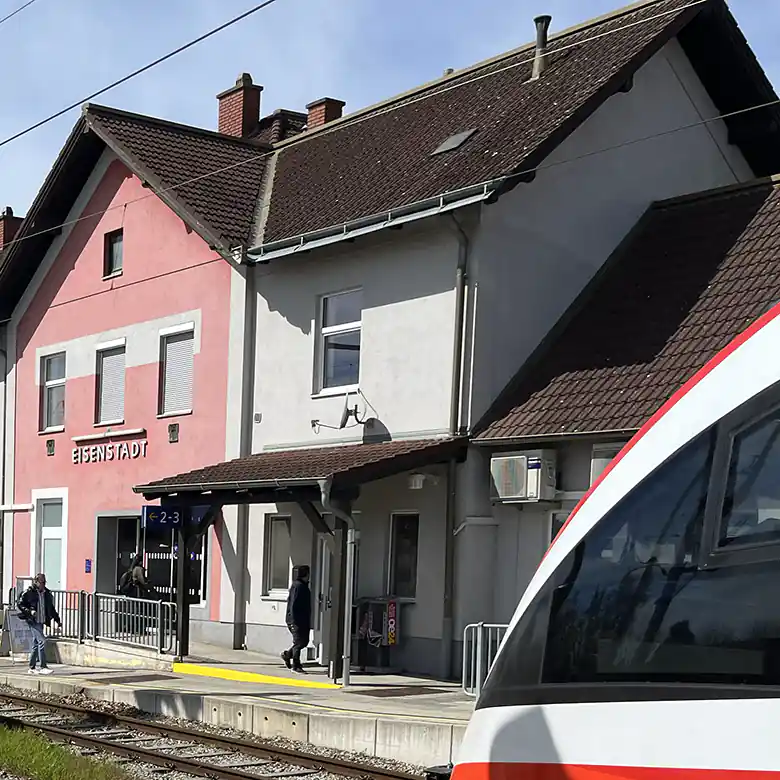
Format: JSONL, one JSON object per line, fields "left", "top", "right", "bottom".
{"left": 0, "top": 608, "right": 33, "bottom": 662}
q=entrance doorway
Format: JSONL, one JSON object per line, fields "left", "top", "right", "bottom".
{"left": 313, "top": 535, "right": 332, "bottom": 665}
{"left": 96, "top": 514, "right": 207, "bottom": 604}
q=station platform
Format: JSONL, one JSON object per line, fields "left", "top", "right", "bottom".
{"left": 0, "top": 642, "right": 474, "bottom": 766}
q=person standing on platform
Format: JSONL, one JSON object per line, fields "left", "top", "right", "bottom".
{"left": 281, "top": 565, "right": 311, "bottom": 674}
{"left": 17, "top": 573, "right": 61, "bottom": 675}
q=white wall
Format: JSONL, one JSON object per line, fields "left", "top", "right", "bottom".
{"left": 243, "top": 469, "right": 449, "bottom": 677}
{"left": 251, "top": 221, "right": 460, "bottom": 449}
{"left": 467, "top": 38, "right": 753, "bottom": 425}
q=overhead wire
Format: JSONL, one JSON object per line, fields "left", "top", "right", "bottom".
{"left": 0, "top": 0, "right": 40, "bottom": 28}
{"left": 0, "top": 0, "right": 283, "bottom": 149}
{"left": 1, "top": 0, "right": 776, "bottom": 256}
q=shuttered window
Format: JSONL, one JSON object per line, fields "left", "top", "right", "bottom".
{"left": 160, "top": 330, "right": 194, "bottom": 415}
{"left": 96, "top": 346, "right": 126, "bottom": 424}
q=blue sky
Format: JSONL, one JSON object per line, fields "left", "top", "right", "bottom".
{"left": 0, "top": 0, "right": 778, "bottom": 213}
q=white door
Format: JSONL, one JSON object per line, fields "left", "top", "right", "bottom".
{"left": 313, "top": 535, "right": 332, "bottom": 666}
{"left": 36, "top": 501, "right": 64, "bottom": 590}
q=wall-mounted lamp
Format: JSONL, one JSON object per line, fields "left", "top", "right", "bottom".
{"left": 408, "top": 473, "right": 425, "bottom": 490}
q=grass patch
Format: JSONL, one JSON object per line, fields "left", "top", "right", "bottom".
{"left": 0, "top": 725, "right": 132, "bottom": 780}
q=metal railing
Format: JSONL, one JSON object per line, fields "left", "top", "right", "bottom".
{"left": 7, "top": 586, "right": 177, "bottom": 655}
{"left": 86, "top": 593, "right": 177, "bottom": 654}
{"left": 462, "top": 622, "right": 508, "bottom": 697}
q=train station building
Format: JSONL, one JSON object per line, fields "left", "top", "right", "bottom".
{"left": 3, "top": 0, "right": 780, "bottom": 680}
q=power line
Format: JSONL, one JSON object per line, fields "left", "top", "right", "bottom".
{"left": 0, "top": 0, "right": 283, "bottom": 149}
{"left": 0, "top": 0, "right": 703, "bottom": 153}
{"left": 0, "top": 0, "right": 40, "bottom": 27}
{"left": 5, "top": 91, "right": 780, "bottom": 256}
{"left": 1, "top": 0, "right": 775, "bottom": 254}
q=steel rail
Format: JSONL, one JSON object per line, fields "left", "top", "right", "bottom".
{"left": 0, "top": 691, "right": 422, "bottom": 780}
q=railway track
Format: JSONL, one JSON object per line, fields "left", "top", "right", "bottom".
{"left": 0, "top": 691, "right": 422, "bottom": 780}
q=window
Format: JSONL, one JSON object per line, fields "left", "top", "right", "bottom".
{"left": 104, "top": 230, "right": 123, "bottom": 277}
{"left": 36, "top": 501, "right": 64, "bottom": 590}
{"left": 590, "top": 444, "right": 623, "bottom": 486}
{"left": 717, "top": 408, "right": 780, "bottom": 549}
{"left": 550, "top": 511, "right": 570, "bottom": 545}
{"left": 96, "top": 345, "right": 126, "bottom": 424}
{"left": 266, "top": 516, "right": 292, "bottom": 593}
{"left": 40, "top": 352, "right": 66, "bottom": 430}
{"left": 389, "top": 513, "right": 419, "bottom": 599}
{"left": 318, "top": 289, "right": 362, "bottom": 390}
{"left": 159, "top": 330, "right": 194, "bottom": 415}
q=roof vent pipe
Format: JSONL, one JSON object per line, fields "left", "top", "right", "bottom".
{"left": 531, "top": 14, "right": 552, "bottom": 80}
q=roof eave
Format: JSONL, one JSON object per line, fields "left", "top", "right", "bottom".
{"left": 474, "top": 428, "right": 639, "bottom": 447}
{"left": 247, "top": 181, "right": 498, "bottom": 263}
{"left": 134, "top": 476, "right": 322, "bottom": 497}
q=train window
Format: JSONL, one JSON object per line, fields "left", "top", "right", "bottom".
{"left": 718, "top": 408, "right": 780, "bottom": 549}
{"left": 479, "top": 422, "right": 780, "bottom": 707}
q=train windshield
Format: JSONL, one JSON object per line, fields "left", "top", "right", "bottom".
{"left": 479, "top": 392, "right": 780, "bottom": 709}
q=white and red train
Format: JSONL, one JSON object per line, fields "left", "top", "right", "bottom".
{"left": 452, "top": 302, "right": 780, "bottom": 778}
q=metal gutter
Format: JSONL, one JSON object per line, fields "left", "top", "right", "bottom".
{"left": 472, "top": 427, "right": 639, "bottom": 446}
{"left": 246, "top": 181, "right": 501, "bottom": 263}
{"left": 133, "top": 477, "right": 322, "bottom": 495}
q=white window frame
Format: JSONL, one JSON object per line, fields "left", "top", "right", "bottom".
{"left": 264, "top": 515, "right": 293, "bottom": 597}
{"left": 40, "top": 351, "right": 66, "bottom": 432}
{"left": 29, "top": 488, "right": 68, "bottom": 592}
{"left": 387, "top": 511, "right": 420, "bottom": 601}
{"left": 158, "top": 323, "right": 195, "bottom": 417}
{"left": 315, "top": 288, "right": 362, "bottom": 395}
{"left": 589, "top": 443, "right": 624, "bottom": 487}
{"left": 95, "top": 339, "right": 126, "bottom": 426}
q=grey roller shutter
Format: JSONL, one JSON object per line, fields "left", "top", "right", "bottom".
{"left": 97, "top": 347, "right": 125, "bottom": 423}
{"left": 162, "top": 331, "right": 194, "bottom": 414}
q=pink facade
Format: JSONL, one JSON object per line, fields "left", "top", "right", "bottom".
{"left": 11, "top": 159, "right": 230, "bottom": 617}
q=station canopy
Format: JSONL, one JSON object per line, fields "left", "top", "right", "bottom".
{"left": 133, "top": 437, "right": 467, "bottom": 505}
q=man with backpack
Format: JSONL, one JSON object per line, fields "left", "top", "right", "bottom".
{"left": 17, "top": 573, "right": 61, "bottom": 675}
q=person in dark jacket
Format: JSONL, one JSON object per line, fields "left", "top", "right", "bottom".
{"left": 281, "top": 565, "right": 311, "bottom": 673}
{"left": 17, "top": 573, "right": 61, "bottom": 675}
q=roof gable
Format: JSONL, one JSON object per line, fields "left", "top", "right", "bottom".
{"left": 476, "top": 178, "right": 780, "bottom": 442}
{"left": 85, "top": 104, "right": 269, "bottom": 251}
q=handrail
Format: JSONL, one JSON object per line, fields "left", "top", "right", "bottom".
{"left": 4, "top": 587, "right": 177, "bottom": 655}
{"left": 462, "top": 622, "right": 508, "bottom": 697}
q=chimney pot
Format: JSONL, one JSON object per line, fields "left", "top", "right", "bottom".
{"left": 217, "top": 72, "right": 263, "bottom": 137}
{"left": 531, "top": 14, "right": 552, "bottom": 80}
{"left": 443, "top": 68, "right": 455, "bottom": 76}
{"left": 306, "top": 97, "right": 346, "bottom": 129}
{"left": 0, "top": 206, "right": 23, "bottom": 252}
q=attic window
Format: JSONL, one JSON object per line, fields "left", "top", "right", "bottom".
{"left": 431, "top": 128, "right": 477, "bottom": 156}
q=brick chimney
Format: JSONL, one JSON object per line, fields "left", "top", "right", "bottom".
{"left": 0, "top": 206, "right": 23, "bottom": 252}
{"left": 217, "top": 73, "right": 263, "bottom": 137}
{"left": 306, "top": 97, "right": 345, "bottom": 129}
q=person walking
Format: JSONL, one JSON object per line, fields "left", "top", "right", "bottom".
{"left": 17, "top": 573, "right": 61, "bottom": 676}
{"left": 281, "top": 565, "right": 311, "bottom": 673}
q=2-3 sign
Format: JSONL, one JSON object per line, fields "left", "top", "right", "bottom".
{"left": 142, "top": 505, "right": 183, "bottom": 528}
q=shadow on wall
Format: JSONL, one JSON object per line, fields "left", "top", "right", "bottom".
{"left": 256, "top": 221, "right": 461, "bottom": 336}
{"left": 16, "top": 164, "right": 132, "bottom": 356}
{"left": 490, "top": 705, "right": 562, "bottom": 774}
{"left": 361, "top": 417, "right": 391, "bottom": 443}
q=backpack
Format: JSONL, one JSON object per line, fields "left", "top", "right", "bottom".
{"left": 117, "top": 568, "right": 135, "bottom": 596}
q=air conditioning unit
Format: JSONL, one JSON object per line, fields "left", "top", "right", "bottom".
{"left": 490, "top": 450, "right": 557, "bottom": 503}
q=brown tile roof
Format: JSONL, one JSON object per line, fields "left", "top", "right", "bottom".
{"left": 477, "top": 178, "right": 780, "bottom": 441}
{"left": 134, "top": 437, "right": 467, "bottom": 497}
{"left": 259, "top": 0, "right": 719, "bottom": 245}
{"left": 85, "top": 105, "right": 270, "bottom": 250}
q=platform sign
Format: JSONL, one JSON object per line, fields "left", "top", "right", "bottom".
{"left": 142, "top": 505, "right": 184, "bottom": 528}
{"left": 141, "top": 505, "right": 211, "bottom": 529}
